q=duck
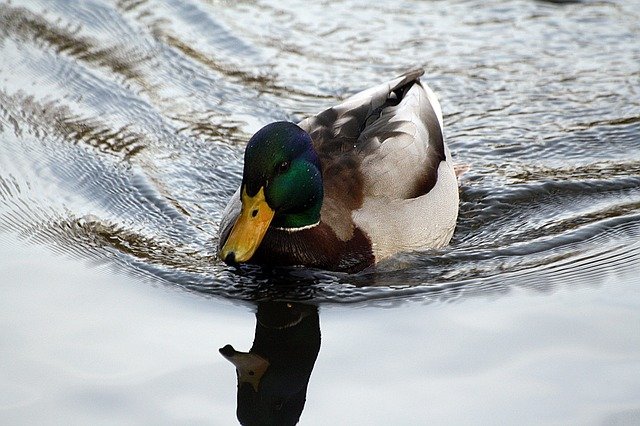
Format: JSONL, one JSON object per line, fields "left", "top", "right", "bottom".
{"left": 218, "top": 69, "right": 459, "bottom": 273}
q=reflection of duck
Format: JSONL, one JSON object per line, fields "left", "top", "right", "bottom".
{"left": 220, "top": 302, "right": 320, "bottom": 426}
{"left": 218, "top": 69, "right": 459, "bottom": 273}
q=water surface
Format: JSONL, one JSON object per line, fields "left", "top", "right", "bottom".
{"left": 1, "top": 0, "right": 640, "bottom": 423}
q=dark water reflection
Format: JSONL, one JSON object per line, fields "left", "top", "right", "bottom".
{"left": 1, "top": 0, "right": 640, "bottom": 423}
{"left": 220, "top": 302, "right": 320, "bottom": 426}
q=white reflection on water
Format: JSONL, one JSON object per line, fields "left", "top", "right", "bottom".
{"left": 0, "top": 234, "right": 243, "bottom": 424}
{"left": 2, "top": 232, "right": 640, "bottom": 424}
{"left": 313, "top": 286, "right": 640, "bottom": 424}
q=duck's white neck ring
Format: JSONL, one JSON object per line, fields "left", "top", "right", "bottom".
{"left": 273, "top": 221, "right": 320, "bottom": 233}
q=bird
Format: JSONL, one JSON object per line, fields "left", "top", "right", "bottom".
{"left": 218, "top": 69, "right": 459, "bottom": 273}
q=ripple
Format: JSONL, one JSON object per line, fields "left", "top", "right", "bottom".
{"left": 1, "top": 0, "right": 639, "bottom": 307}
{"left": 0, "top": 4, "right": 146, "bottom": 84}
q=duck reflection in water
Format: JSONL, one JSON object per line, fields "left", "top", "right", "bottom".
{"left": 220, "top": 302, "right": 321, "bottom": 425}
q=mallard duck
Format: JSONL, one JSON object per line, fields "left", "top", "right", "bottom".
{"left": 218, "top": 69, "right": 459, "bottom": 273}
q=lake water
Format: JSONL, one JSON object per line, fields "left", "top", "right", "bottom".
{"left": 1, "top": 0, "right": 640, "bottom": 424}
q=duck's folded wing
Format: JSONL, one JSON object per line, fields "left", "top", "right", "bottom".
{"left": 357, "top": 77, "right": 447, "bottom": 200}
{"left": 298, "top": 69, "right": 448, "bottom": 201}
{"left": 298, "top": 69, "right": 427, "bottom": 156}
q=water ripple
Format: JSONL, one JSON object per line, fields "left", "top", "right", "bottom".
{"left": 1, "top": 0, "right": 639, "bottom": 306}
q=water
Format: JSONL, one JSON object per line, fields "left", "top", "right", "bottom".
{"left": 1, "top": 0, "right": 639, "bottom": 423}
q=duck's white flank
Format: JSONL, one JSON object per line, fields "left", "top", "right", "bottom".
{"left": 351, "top": 79, "right": 458, "bottom": 260}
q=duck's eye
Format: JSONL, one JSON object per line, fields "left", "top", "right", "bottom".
{"left": 277, "top": 161, "right": 290, "bottom": 174}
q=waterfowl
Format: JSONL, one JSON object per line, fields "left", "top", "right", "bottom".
{"left": 218, "top": 69, "right": 459, "bottom": 273}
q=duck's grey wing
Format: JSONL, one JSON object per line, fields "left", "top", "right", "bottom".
{"left": 296, "top": 70, "right": 448, "bottom": 240}
{"left": 355, "top": 77, "right": 447, "bottom": 200}
{"left": 297, "top": 69, "right": 427, "bottom": 157}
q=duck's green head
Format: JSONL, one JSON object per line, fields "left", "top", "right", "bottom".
{"left": 220, "top": 121, "right": 323, "bottom": 263}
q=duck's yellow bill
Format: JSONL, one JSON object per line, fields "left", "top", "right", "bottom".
{"left": 220, "top": 186, "right": 274, "bottom": 263}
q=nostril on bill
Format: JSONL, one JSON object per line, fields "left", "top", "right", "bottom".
{"left": 224, "top": 252, "right": 237, "bottom": 264}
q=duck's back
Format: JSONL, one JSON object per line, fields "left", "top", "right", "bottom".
{"left": 298, "top": 70, "right": 459, "bottom": 261}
